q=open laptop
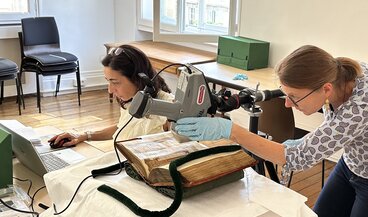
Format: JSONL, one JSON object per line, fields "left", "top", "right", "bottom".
{"left": 0, "top": 120, "right": 85, "bottom": 176}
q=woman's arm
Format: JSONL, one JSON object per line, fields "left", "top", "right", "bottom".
{"left": 175, "top": 117, "right": 287, "bottom": 165}
{"left": 84, "top": 125, "right": 118, "bottom": 141}
{"left": 48, "top": 125, "right": 118, "bottom": 147}
{"left": 230, "top": 123, "right": 286, "bottom": 165}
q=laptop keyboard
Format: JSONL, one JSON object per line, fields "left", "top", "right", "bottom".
{"left": 40, "top": 153, "right": 70, "bottom": 171}
{"left": 0, "top": 200, "right": 13, "bottom": 212}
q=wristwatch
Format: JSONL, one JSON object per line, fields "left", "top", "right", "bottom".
{"left": 85, "top": 131, "right": 92, "bottom": 141}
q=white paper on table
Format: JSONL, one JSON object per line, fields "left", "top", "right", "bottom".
{"left": 246, "top": 168, "right": 317, "bottom": 217}
{"left": 47, "top": 149, "right": 86, "bottom": 164}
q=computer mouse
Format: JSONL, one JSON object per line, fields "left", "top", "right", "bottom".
{"left": 49, "top": 138, "right": 71, "bottom": 149}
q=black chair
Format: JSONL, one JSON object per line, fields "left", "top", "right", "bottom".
{"left": 0, "top": 58, "right": 24, "bottom": 115}
{"left": 18, "top": 16, "right": 81, "bottom": 113}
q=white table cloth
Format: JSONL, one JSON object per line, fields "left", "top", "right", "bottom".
{"left": 40, "top": 151, "right": 317, "bottom": 217}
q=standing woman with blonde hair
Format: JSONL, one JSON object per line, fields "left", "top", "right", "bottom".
{"left": 175, "top": 45, "right": 368, "bottom": 217}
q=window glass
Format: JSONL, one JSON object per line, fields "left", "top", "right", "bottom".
{"left": 138, "top": 0, "right": 236, "bottom": 39}
{"left": 141, "top": 0, "right": 153, "bottom": 21}
{"left": 184, "top": 0, "right": 229, "bottom": 34}
{"left": 0, "top": 0, "right": 38, "bottom": 25}
{"left": 0, "top": 0, "right": 29, "bottom": 13}
{"left": 161, "top": 0, "right": 177, "bottom": 26}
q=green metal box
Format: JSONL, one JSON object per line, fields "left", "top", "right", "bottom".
{"left": 0, "top": 129, "right": 12, "bottom": 190}
{"left": 217, "top": 36, "right": 270, "bottom": 70}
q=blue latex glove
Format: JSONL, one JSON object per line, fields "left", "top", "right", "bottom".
{"left": 282, "top": 138, "right": 304, "bottom": 147}
{"left": 175, "top": 117, "right": 232, "bottom": 141}
{"left": 233, "top": 73, "right": 248, "bottom": 80}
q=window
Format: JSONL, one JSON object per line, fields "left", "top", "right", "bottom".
{"left": 183, "top": 0, "right": 230, "bottom": 34}
{"left": 138, "top": 0, "right": 239, "bottom": 43}
{"left": 138, "top": 0, "right": 179, "bottom": 32}
{"left": 0, "top": 0, "right": 39, "bottom": 25}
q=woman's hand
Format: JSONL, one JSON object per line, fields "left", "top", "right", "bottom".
{"left": 175, "top": 117, "right": 233, "bottom": 141}
{"left": 282, "top": 138, "right": 304, "bottom": 147}
{"left": 48, "top": 132, "right": 86, "bottom": 147}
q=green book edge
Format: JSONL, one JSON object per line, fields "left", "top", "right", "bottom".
{"left": 125, "top": 162, "right": 244, "bottom": 199}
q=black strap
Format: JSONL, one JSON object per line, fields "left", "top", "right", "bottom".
{"left": 97, "top": 145, "right": 241, "bottom": 217}
{"left": 91, "top": 161, "right": 126, "bottom": 178}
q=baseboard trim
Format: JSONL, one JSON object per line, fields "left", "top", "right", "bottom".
{"left": 41, "top": 84, "right": 108, "bottom": 97}
{"left": 2, "top": 86, "right": 109, "bottom": 100}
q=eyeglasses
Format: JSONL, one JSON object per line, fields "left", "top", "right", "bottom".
{"left": 108, "top": 47, "right": 133, "bottom": 61}
{"left": 280, "top": 85, "right": 322, "bottom": 107}
{"left": 108, "top": 47, "right": 123, "bottom": 56}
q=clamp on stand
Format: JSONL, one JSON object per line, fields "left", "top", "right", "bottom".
{"left": 241, "top": 84, "right": 280, "bottom": 183}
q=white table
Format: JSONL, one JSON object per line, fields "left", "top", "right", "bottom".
{"left": 40, "top": 151, "right": 316, "bottom": 217}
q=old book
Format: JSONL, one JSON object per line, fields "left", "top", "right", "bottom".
{"left": 124, "top": 161, "right": 245, "bottom": 198}
{"left": 116, "top": 132, "right": 257, "bottom": 187}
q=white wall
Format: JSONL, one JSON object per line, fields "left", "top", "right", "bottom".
{"left": 0, "top": 0, "right": 117, "bottom": 97}
{"left": 8, "top": 1, "right": 367, "bottom": 97}
{"left": 239, "top": 0, "right": 368, "bottom": 67}
{"left": 114, "top": 0, "right": 153, "bottom": 42}
{"left": 0, "top": 0, "right": 154, "bottom": 97}
{"left": 114, "top": 0, "right": 135, "bottom": 42}
{"left": 38, "top": 0, "right": 115, "bottom": 94}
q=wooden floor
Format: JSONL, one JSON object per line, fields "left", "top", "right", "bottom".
{"left": 0, "top": 90, "right": 121, "bottom": 132}
{"left": 0, "top": 89, "right": 336, "bottom": 209}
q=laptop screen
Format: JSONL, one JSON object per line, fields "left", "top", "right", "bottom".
{"left": 0, "top": 120, "right": 48, "bottom": 176}
{"left": 0, "top": 128, "right": 13, "bottom": 189}
{"left": 0, "top": 120, "right": 87, "bottom": 177}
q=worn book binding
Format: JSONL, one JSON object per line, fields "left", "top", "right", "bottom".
{"left": 116, "top": 132, "right": 257, "bottom": 188}
{"left": 97, "top": 132, "right": 257, "bottom": 216}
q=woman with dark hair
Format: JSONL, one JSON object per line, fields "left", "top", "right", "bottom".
{"left": 175, "top": 45, "right": 368, "bottom": 217}
{"left": 49, "top": 44, "right": 173, "bottom": 146}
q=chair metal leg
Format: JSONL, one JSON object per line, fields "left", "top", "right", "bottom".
{"left": 36, "top": 73, "right": 41, "bottom": 113}
{"left": 288, "top": 171, "right": 293, "bottom": 188}
{"left": 265, "top": 161, "right": 280, "bottom": 183}
{"left": 76, "top": 63, "right": 81, "bottom": 106}
{"left": 21, "top": 86, "right": 25, "bottom": 109}
{"left": 109, "top": 93, "right": 113, "bottom": 103}
{"left": 321, "top": 159, "right": 325, "bottom": 188}
{"left": 0, "top": 80, "right": 3, "bottom": 104}
{"left": 15, "top": 78, "right": 21, "bottom": 115}
{"left": 55, "top": 75, "right": 61, "bottom": 97}
{"left": 18, "top": 70, "right": 25, "bottom": 109}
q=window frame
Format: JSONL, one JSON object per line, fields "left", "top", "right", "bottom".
{"left": 137, "top": 0, "right": 180, "bottom": 33}
{"left": 138, "top": 0, "right": 240, "bottom": 43}
{"left": 0, "top": 0, "right": 39, "bottom": 39}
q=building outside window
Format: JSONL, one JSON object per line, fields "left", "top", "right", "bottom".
{"left": 0, "top": 0, "right": 28, "bottom": 13}
{"left": 138, "top": 0, "right": 238, "bottom": 43}
{"left": 0, "top": 0, "right": 38, "bottom": 25}
{"left": 184, "top": 0, "right": 229, "bottom": 34}
{"left": 187, "top": 3, "right": 198, "bottom": 26}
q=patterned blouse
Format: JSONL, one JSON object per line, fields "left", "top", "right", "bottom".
{"left": 285, "top": 62, "right": 368, "bottom": 179}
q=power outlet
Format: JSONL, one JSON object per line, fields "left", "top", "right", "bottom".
{"left": 73, "top": 79, "right": 85, "bottom": 87}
